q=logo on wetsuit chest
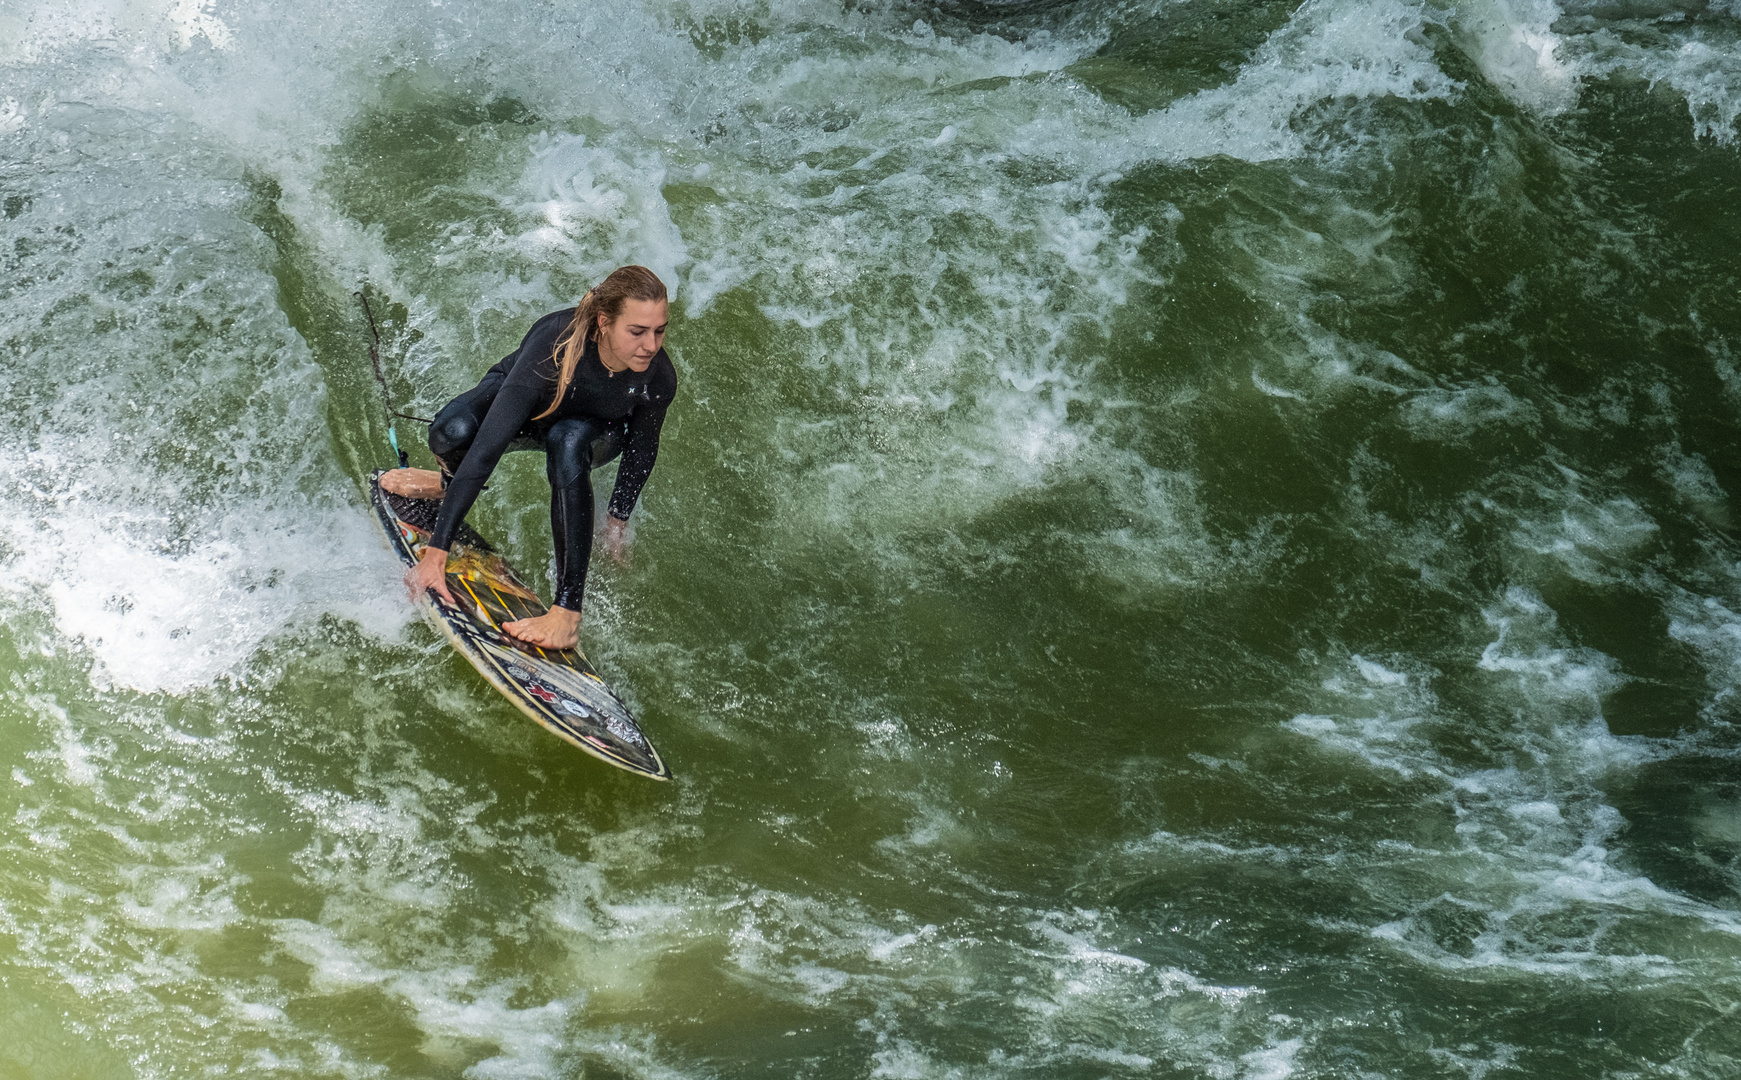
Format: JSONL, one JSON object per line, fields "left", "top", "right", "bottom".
{"left": 626, "top": 382, "right": 652, "bottom": 403}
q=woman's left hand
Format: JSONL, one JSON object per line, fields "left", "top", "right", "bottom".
{"left": 601, "top": 515, "right": 632, "bottom": 565}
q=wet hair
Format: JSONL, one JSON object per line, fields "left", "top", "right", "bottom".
{"left": 533, "top": 265, "right": 669, "bottom": 420}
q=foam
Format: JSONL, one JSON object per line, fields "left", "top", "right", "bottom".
{"left": 512, "top": 134, "right": 688, "bottom": 292}
{"left": 274, "top": 917, "right": 581, "bottom": 1078}
{"left": 1198, "top": 192, "right": 1429, "bottom": 404}
{"left": 1281, "top": 650, "right": 1448, "bottom": 777}
{"left": 1426, "top": 1043, "right": 1520, "bottom": 1080}
{"left": 1131, "top": 0, "right": 1460, "bottom": 163}
{"left": 1563, "top": 19, "right": 1741, "bottom": 142}
{"left": 22, "top": 489, "right": 406, "bottom": 694}
{"left": 0, "top": 103, "right": 411, "bottom": 695}
{"left": 116, "top": 858, "right": 244, "bottom": 932}
{"left": 1658, "top": 440, "right": 1730, "bottom": 526}
{"left": 1507, "top": 482, "right": 1661, "bottom": 585}
{"left": 1402, "top": 383, "right": 1539, "bottom": 440}
{"left": 1478, "top": 587, "right": 1627, "bottom": 704}
{"left": 1453, "top": 0, "right": 1578, "bottom": 114}
{"left": 1240, "top": 1038, "right": 1305, "bottom": 1080}
{"left": 1031, "top": 917, "right": 1152, "bottom": 972}
{"left": 166, "top": 0, "right": 235, "bottom": 50}
{"left": 1664, "top": 590, "right": 1741, "bottom": 688}
{"left": 1275, "top": 620, "right": 1741, "bottom": 984}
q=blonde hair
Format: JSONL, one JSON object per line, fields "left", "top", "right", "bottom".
{"left": 533, "top": 265, "right": 669, "bottom": 420}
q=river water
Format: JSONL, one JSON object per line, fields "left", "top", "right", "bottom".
{"left": 3, "top": 0, "right": 1740, "bottom": 1076}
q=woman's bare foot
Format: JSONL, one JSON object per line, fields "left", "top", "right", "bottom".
{"left": 380, "top": 468, "right": 445, "bottom": 499}
{"left": 502, "top": 606, "right": 581, "bottom": 650}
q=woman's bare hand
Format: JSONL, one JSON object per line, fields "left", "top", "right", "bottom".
{"left": 406, "top": 546, "right": 455, "bottom": 607}
{"left": 601, "top": 515, "right": 632, "bottom": 566}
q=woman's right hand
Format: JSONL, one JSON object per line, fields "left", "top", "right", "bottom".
{"left": 406, "top": 546, "right": 455, "bottom": 607}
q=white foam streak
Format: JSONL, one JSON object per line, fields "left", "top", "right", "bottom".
{"left": 1241, "top": 1038, "right": 1305, "bottom": 1080}
{"left": 274, "top": 920, "right": 579, "bottom": 1080}
{"left": 1665, "top": 591, "right": 1741, "bottom": 689}
{"left": 166, "top": 0, "right": 234, "bottom": 50}
{"left": 1403, "top": 383, "right": 1538, "bottom": 439}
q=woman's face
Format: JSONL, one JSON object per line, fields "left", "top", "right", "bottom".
{"left": 598, "top": 298, "right": 669, "bottom": 372}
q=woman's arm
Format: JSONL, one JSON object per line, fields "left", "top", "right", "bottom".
{"left": 408, "top": 310, "right": 571, "bottom": 606}
{"left": 606, "top": 399, "right": 668, "bottom": 521}
{"left": 605, "top": 355, "right": 677, "bottom": 526}
{"left": 425, "top": 311, "right": 572, "bottom": 553}
{"left": 409, "top": 376, "right": 543, "bottom": 607}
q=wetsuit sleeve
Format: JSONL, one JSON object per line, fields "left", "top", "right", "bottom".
{"left": 606, "top": 400, "right": 668, "bottom": 521}
{"left": 427, "top": 360, "right": 550, "bottom": 551}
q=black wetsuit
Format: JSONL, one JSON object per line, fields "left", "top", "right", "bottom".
{"left": 426, "top": 307, "right": 677, "bottom": 611}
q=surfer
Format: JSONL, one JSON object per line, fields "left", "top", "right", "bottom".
{"left": 382, "top": 265, "right": 676, "bottom": 650}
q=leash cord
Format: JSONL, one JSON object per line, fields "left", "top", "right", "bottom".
{"left": 356, "top": 290, "right": 431, "bottom": 468}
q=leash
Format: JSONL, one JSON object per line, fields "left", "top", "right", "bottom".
{"left": 357, "top": 290, "right": 431, "bottom": 468}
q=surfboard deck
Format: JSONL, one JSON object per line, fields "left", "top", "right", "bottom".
{"left": 368, "top": 470, "right": 669, "bottom": 780}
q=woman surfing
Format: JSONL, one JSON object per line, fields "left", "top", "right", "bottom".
{"left": 380, "top": 264, "right": 676, "bottom": 650}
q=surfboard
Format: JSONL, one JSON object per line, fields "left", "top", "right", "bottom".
{"left": 368, "top": 470, "right": 669, "bottom": 780}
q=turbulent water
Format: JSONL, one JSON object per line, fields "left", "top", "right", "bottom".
{"left": 3, "top": 0, "right": 1741, "bottom": 1075}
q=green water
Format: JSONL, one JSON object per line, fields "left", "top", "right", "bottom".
{"left": 2, "top": 0, "right": 1740, "bottom": 1076}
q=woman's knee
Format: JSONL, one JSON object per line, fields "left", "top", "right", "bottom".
{"left": 427, "top": 411, "right": 477, "bottom": 458}
{"left": 428, "top": 380, "right": 498, "bottom": 459}
{"left": 546, "top": 419, "right": 600, "bottom": 488}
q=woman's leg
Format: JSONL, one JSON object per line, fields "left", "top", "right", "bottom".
{"left": 492, "top": 416, "right": 625, "bottom": 649}
{"left": 427, "top": 375, "right": 503, "bottom": 480}
{"left": 385, "top": 376, "right": 521, "bottom": 499}
{"left": 544, "top": 417, "right": 620, "bottom": 612}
